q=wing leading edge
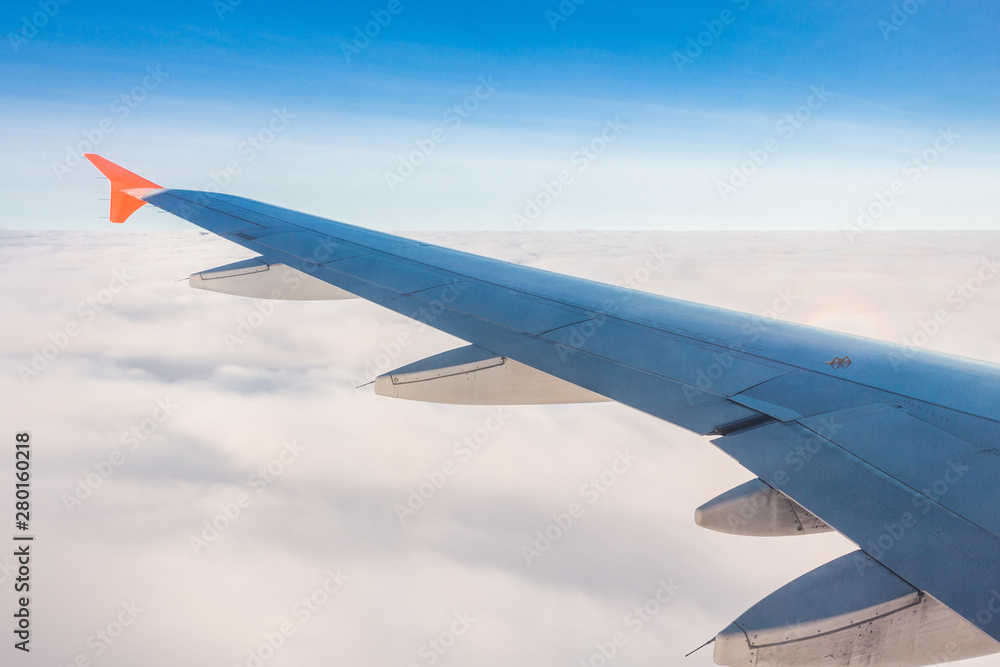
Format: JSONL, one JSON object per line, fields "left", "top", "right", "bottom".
{"left": 87, "top": 155, "right": 1000, "bottom": 664}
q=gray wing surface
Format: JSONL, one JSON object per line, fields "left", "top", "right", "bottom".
{"left": 141, "top": 186, "right": 1000, "bottom": 644}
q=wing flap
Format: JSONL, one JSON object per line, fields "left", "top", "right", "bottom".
{"left": 799, "top": 404, "right": 1000, "bottom": 539}
{"left": 714, "top": 421, "right": 1000, "bottom": 642}
{"left": 732, "top": 370, "right": 887, "bottom": 420}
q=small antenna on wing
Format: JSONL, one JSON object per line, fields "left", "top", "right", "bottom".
{"left": 685, "top": 637, "right": 715, "bottom": 658}
{"left": 355, "top": 380, "right": 375, "bottom": 389}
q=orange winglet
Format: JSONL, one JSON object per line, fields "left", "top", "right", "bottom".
{"left": 84, "top": 154, "right": 162, "bottom": 223}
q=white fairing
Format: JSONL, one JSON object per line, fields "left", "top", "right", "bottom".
{"left": 714, "top": 551, "right": 999, "bottom": 666}
{"left": 375, "top": 345, "right": 611, "bottom": 405}
{"left": 695, "top": 478, "right": 830, "bottom": 536}
{"left": 190, "top": 258, "right": 357, "bottom": 300}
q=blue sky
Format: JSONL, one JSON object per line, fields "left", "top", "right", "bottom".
{"left": 3, "top": 0, "right": 999, "bottom": 230}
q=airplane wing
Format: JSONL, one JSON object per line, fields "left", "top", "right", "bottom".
{"left": 85, "top": 154, "right": 1000, "bottom": 666}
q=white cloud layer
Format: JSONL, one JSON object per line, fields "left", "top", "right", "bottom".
{"left": 3, "top": 229, "right": 1000, "bottom": 666}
